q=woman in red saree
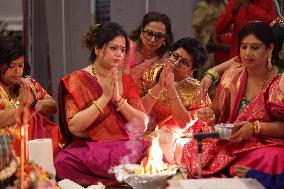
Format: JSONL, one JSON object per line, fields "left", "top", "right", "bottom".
{"left": 54, "top": 22, "right": 149, "bottom": 186}
{"left": 0, "top": 35, "right": 61, "bottom": 158}
{"left": 182, "top": 21, "right": 284, "bottom": 178}
{"left": 136, "top": 37, "right": 211, "bottom": 164}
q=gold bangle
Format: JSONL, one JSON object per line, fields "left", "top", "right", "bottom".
{"left": 116, "top": 98, "right": 125, "bottom": 107}
{"left": 116, "top": 99, "right": 127, "bottom": 111}
{"left": 148, "top": 88, "right": 159, "bottom": 100}
{"left": 205, "top": 68, "right": 219, "bottom": 81}
{"left": 93, "top": 100, "right": 104, "bottom": 113}
{"left": 205, "top": 72, "right": 214, "bottom": 81}
{"left": 257, "top": 122, "right": 262, "bottom": 135}
{"left": 253, "top": 120, "right": 261, "bottom": 135}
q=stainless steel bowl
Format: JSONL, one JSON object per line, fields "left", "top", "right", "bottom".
{"left": 214, "top": 123, "right": 236, "bottom": 140}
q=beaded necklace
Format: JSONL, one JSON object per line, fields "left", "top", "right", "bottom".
{"left": 91, "top": 63, "right": 97, "bottom": 80}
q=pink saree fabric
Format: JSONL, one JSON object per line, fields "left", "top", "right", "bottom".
{"left": 121, "top": 40, "right": 164, "bottom": 80}
{"left": 55, "top": 70, "right": 149, "bottom": 186}
{"left": 182, "top": 62, "right": 284, "bottom": 178}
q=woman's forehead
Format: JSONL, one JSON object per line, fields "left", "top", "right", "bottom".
{"left": 11, "top": 56, "right": 25, "bottom": 64}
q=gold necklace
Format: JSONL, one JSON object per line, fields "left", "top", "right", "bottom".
{"left": 140, "top": 47, "right": 155, "bottom": 61}
{"left": 244, "top": 66, "right": 272, "bottom": 100}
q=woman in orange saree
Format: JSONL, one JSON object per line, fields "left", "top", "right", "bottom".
{"left": 182, "top": 21, "right": 284, "bottom": 178}
{"left": 55, "top": 22, "right": 149, "bottom": 186}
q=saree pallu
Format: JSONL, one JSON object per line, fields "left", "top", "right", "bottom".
{"left": 0, "top": 77, "right": 62, "bottom": 158}
{"left": 122, "top": 40, "right": 165, "bottom": 80}
{"left": 136, "top": 64, "right": 211, "bottom": 164}
{"left": 55, "top": 70, "right": 149, "bottom": 186}
{"left": 182, "top": 63, "right": 284, "bottom": 178}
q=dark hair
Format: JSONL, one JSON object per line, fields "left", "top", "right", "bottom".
{"left": 237, "top": 21, "right": 279, "bottom": 65}
{"left": 0, "top": 35, "right": 29, "bottom": 76}
{"left": 82, "top": 22, "right": 129, "bottom": 62}
{"left": 130, "top": 11, "right": 174, "bottom": 57}
{"left": 271, "top": 23, "right": 284, "bottom": 65}
{"left": 172, "top": 37, "right": 208, "bottom": 70}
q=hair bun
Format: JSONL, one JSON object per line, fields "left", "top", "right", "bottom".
{"left": 82, "top": 24, "right": 102, "bottom": 50}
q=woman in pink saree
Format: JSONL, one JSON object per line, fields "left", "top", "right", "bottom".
{"left": 121, "top": 11, "right": 174, "bottom": 80}
{"left": 182, "top": 21, "right": 284, "bottom": 178}
{"left": 55, "top": 22, "right": 149, "bottom": 186}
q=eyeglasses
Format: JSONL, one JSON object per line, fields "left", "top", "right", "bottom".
{"left": 169, "top": 51, "right": 192, "bottom": 69}
{"left": 141, "top": 29, "right": 167, "bottom": 42}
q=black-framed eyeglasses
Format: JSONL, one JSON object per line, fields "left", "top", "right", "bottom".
{"left": 141, "top": 29, "right": 167, "bottom": 42}
{"left": 169, "top": 51, "right": 192, "bottom": 69}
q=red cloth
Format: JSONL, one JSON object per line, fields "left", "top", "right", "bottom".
{"left": 182, "top": 63, "right": 284, "bottom": 178}
{"left": 27, "top": 110, "right": 62, "bottom": 157}
{"left": 0, "top": 77, "right": 62, "bottom": 158}
{"left": 58, "top": 70, "right": 145, "bottom": 144}
{"left": 56, "top": 70, "right": 149, "bottom": 186}
{"left": 214, "top": 0, "right": 276, "bottom": 58}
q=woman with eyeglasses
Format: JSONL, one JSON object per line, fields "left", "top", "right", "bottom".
{"left": 122, "top": 11, "right": 174, "bottom": 80}
{"left": 136, "top": 37, "right": 211, "bottom": 164}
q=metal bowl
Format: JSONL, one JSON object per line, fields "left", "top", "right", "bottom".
{"left": 214, "top": 123, "right": 237, "bottom": 140}
{"left": 109, "top": 164, "right": 179, "bottom": 189}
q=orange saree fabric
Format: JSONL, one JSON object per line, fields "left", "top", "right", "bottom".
{"left": 136, "top": 63, "right": 211, "bottom": 132}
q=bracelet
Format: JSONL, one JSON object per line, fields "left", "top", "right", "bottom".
{"left": 148, "top": 88, "right": 160, "bottom": 100}
{"left": 93, "top": 100, "right": 104, "bottom": 113}
{"left": 116, "top": 99, "right": 127, "bottom": 111}
{"left": 253, "top": 120, "right": 261, "bottom": 135}
{"left": 204, "top": 72, "right": 215, "bottom": 81}
{"left": 116, "top": 98, "right": 125, "bottom": 107}
{"left": 205, "top": 68, "right": 219, "bottom": 82}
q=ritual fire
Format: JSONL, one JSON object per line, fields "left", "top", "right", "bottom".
{"left": 109, "top": 128, "right": 179, "bottom": 189}
{"left": 136, "top": 127, "right": 168, "bottom": 174}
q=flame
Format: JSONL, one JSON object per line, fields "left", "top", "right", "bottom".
{"left": 16, "top": 90, "right": 31, "bottom": 189}
{"left": 136, "top": 127, "right": 167, "bottom": 174}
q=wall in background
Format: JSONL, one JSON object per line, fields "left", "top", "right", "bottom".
{"left": 111, "top": 0, "right": 193, "bottom": 40}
